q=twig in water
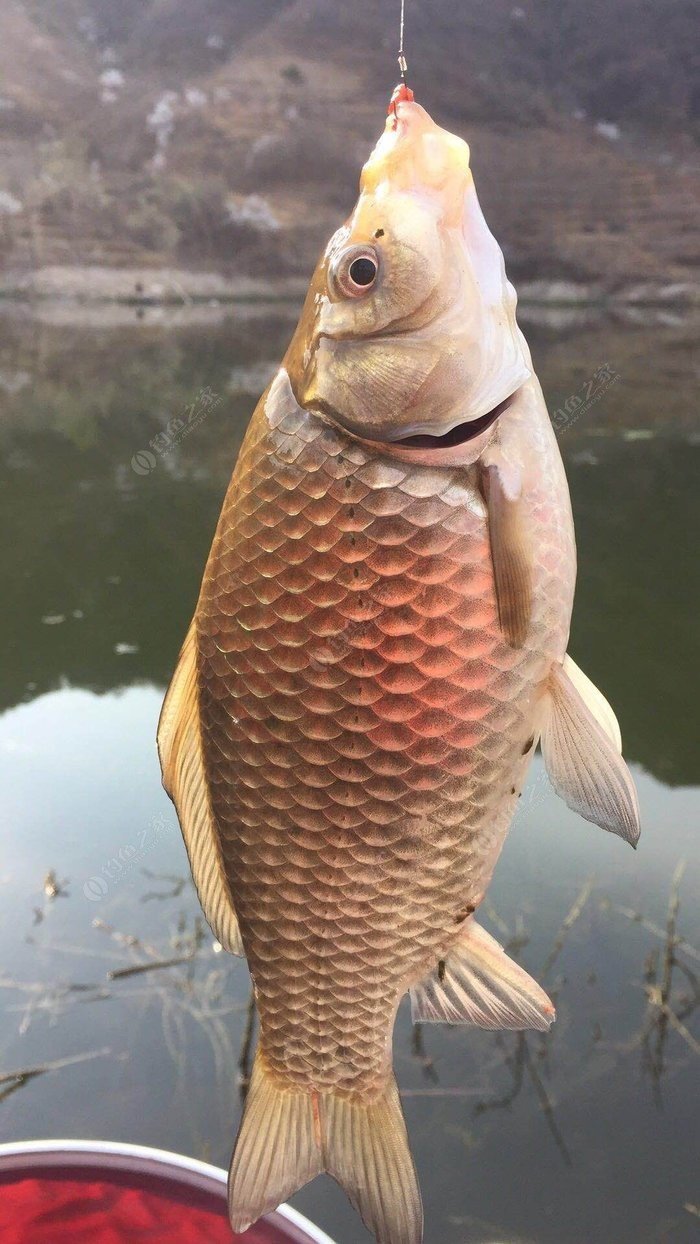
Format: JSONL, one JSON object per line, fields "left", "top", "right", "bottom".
{"left": 237, "top": 986, "right": 257, "bottom": 1102}
{"left": 521, "top": 1040, "right": 573, "bottom": 1168}
{"left": 0, "top": 1047, "right": 112, "bottom": 1105}
{"left": 140, "top": 869, "right": 189, "bottom": 902}
{"left": 474, "top": 1033, "right": 526, "bottom": 1116}
{"left": 604, "top": 895, "right": 699, "bottom": 965}
{"left": 401, "top": 1087, "right": 483, "bottom": 1098}
{"left": 646, "top": 987, "right": 700, "bottom": 1058}
{"left": 650, "top": 862, "right": 686, "bottom": 1087}
{"left": 635, "top": 861, "right": 699, "bottom": 1102}
{"left": 92, "top": 918, "right": 162, "bottom": 961}
{"left": 543, "top": 876, "right": 595, "bottom": 976}
{"left": 43, "top": 870, "right": 69, "bottom": 899}
{"left": 108, "top": 955, "right": 193, "bottom": 980}
{"left": 411, "top": 1024, "right": 439, "bottom": 1084}
{"left": 473, "top": 1033, "right": 572, "bottom": 1166}
{"left": 672, "top": 958, "right": 700, "bottom": 1021}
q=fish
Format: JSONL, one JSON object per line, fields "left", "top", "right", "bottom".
{"left": 157, "top": 85, "right": 640, "bottom": 1244}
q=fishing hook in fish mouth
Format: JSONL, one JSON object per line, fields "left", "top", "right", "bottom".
{"left": 389, "top": 81, "right": 415, "bottom": 125}
{"left": 389, "top": 0, "right": 414, "bottom": 126}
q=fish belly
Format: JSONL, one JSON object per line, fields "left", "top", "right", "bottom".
{"left": 196, "top": 381, "right": 573, "bottom": 1096}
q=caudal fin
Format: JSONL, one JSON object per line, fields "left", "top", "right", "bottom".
{"left": 228, "top": 1051, "right": 322, "bottom": 1232}
{"left": 324, "top": 1076, "right": 423, "bottom": 1244}
{"left": 228, "top": 1050, "right": 422, "bottom": 1244}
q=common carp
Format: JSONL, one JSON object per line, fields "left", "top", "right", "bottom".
{"left": 158, "top": 86, "right": 640, "bottom": 1244}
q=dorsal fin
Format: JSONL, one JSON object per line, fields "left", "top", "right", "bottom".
{"left": 157, "top": 622, "right": 243, "bottom": 955}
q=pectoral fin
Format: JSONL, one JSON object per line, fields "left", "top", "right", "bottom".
{"left": 410, "top": 920, "right": 555, "bottom": 1031}
{"left": 541, "top": 655, "right": 640, "bottom": 846}
{"left": 157, "top": 622, "right": 244, "bottom": 955}
{"left": 481, "top": 453, "right": 532, "bottom": 647}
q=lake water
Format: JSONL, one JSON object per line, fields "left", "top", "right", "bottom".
{"left": 0, "top": 300, "right": 698, "bottom": 1244}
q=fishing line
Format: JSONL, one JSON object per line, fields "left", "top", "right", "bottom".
{"left": 398, "top": 0, "right": 408, "bottom": 85}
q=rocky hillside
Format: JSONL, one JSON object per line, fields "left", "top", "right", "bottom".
{"left": 0, "top": 0, "right": 698, "bottom": 293}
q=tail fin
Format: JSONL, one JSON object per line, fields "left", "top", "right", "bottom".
{"left": 228, "top": 1050, "right": 423, "bottom": 1244}
{"left": 324, "top": 1075, "right": 423, "bottom": 1244}
{"left": 228, "top": 1050, "right": 322, "bottom": 1232}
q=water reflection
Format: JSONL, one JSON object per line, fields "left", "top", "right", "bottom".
{"left": 0, "top": 681, "right": 697, "bottom": 1242}
{"left": 1, "top": 304, "right": 698, "bottom": 784}
{"left": 0, "top": 304, "right": 698, "bottom": 1243}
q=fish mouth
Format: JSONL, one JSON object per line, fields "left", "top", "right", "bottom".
{"left": 308, "top": 385, "right": 521, "bottom": 468}
{"left": 391, "top": 393, "right": 513, "bottom": 450}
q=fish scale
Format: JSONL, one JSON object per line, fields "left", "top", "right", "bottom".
{"left": 196, "top": 370, "right": 572, "bottom": 1099}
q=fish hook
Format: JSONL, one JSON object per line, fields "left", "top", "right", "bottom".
{"left": 389, "top": 0, "right": 414, "bottom": 127}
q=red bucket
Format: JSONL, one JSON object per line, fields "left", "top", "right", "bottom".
{"left": 0, "top": 1141, "right": 337, "bottom": 1244}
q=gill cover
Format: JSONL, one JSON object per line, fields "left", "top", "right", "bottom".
{"left": 286, "top": 98, "right": 530, "bottom": 443}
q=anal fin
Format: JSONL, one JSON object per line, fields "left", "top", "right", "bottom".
{"left": 411, "top": 920, "right": 555, "bottom": 1031}
{"left": 542, "top": 654, "right": 640, "bottom": 846}
{"left": 157, "top": 622, "right": 244, "bottom": 955}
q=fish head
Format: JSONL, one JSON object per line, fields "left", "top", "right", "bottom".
{"left": 285, "top": 92, "right": 531, "bottom": 456}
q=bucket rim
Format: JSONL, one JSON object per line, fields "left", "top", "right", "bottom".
{"left": 0, "top": 1139, "right": 338, "bottom": 1244}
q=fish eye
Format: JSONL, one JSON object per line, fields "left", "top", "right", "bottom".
{"left": 331, "top": 246, "right": 379, "bottom": 299}
{"left": 348, "top": 256, "right": 377, "bottom": 286}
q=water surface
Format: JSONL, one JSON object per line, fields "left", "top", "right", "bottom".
{"left": 0, "top": 302, "right": 698, "bottom": 1243}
